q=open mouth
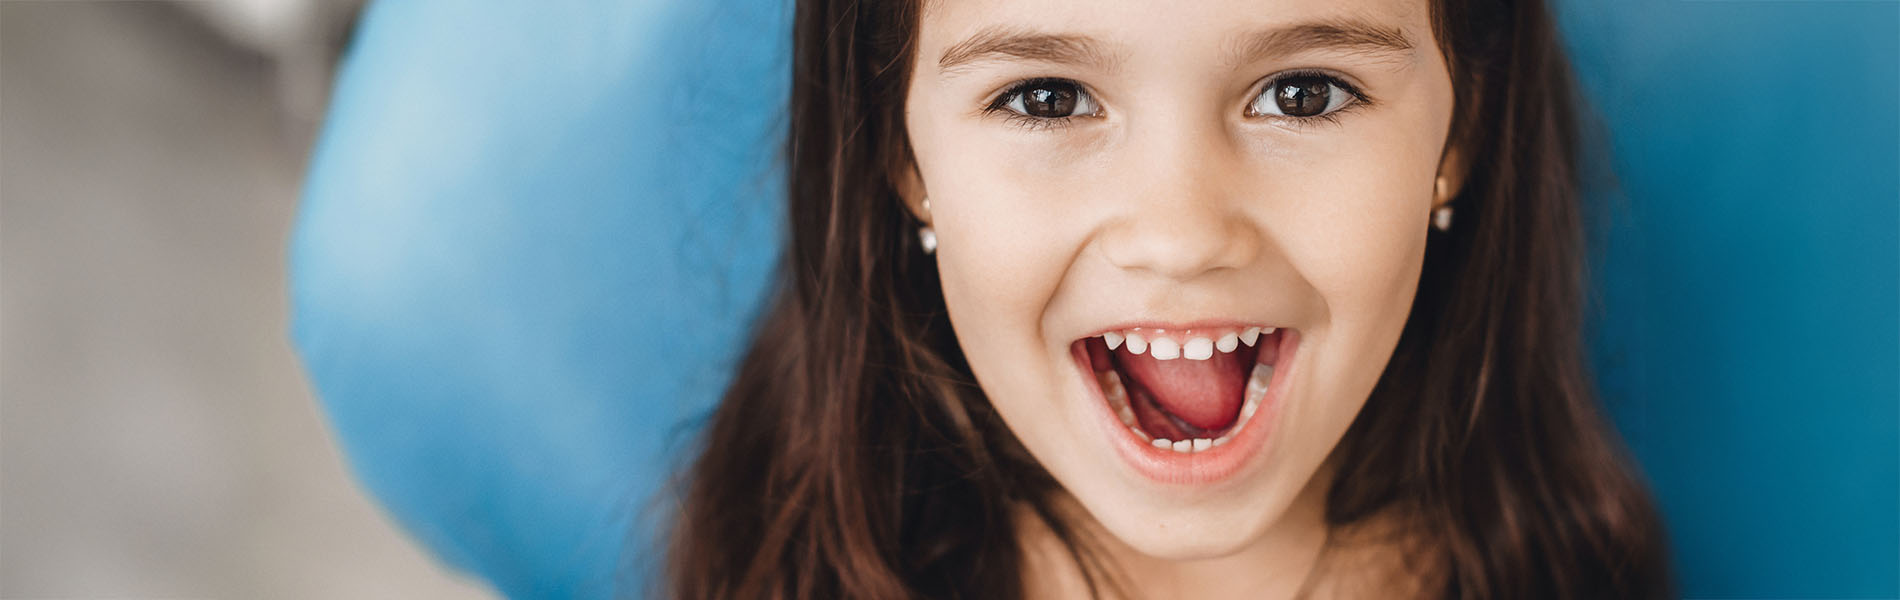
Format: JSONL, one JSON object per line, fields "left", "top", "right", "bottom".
{"left": 1072, "top": 326, "right": 1288, "bottom": 455}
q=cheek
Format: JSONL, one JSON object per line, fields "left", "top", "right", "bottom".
{"left": 937, "top": 222, "right": 1060, "bottom": 338}
{"left": 932, "top": 184, "right": 1076, "bottom": 376}
{"left": 1247, "top": 148, "right": 1433, "bottom": 495}
{"left": 1277, "top": 172, "right": 1426, "bottom": 423}
{"left": 927, "top": 163, "right": 1071, "bottom": 332}
{"left": 915, "top": 124, "right": 1100, "bottom": 452}
{"left": 910, "top": 112, "right": 1094, "bottom": 356}
{"left": 1243, "top": 117, "right": 1439, "bottom": 443}
{"left": 1279, "top": 178, "right": 1428, "bottom": 332}
{"left": 932, "top": 200, "right": 1089, "bottom": 466}
{"left": 1256, "top": 72, "right": 1450, "bottom": 328}
{"left": 1252, "top": 117, "right": 1441, "bottom": 336}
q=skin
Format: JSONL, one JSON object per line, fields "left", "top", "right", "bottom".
{"left": 896, "top": 0, "right": 1463, "bottom": 596}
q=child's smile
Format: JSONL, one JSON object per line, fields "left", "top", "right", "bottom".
{"left": 1071, "top": 324, "right": 1292, "bottom": 483}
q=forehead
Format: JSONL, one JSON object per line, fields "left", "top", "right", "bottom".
{"left": 917, "top": 0, "right": 1432, "bottom": 75}
{"left": 920, "top": 0, "right": 1427, "bottom": 33}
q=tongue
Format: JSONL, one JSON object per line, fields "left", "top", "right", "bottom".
{"left": 1113, "top": 344, "right": 1251, "bottom": 432}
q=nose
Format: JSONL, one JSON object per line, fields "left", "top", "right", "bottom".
{"left": 1097, "top": 122, "right": 1262, "bottom": 281}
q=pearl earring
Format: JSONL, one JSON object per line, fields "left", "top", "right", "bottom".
{"left": 918, "top": 196, "right": 937, "bottom": 254}
{"left": 1431, "top": 176, "right": 1454, "bottom": 232}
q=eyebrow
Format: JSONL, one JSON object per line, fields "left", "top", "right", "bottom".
{"left": 935, "top": 18, "right": 1414, "bottom": 76}
{"left": 1223, "top": 19, "right": 1414, "bottom": 67}
{"left": 937, "top": 26, "right": 1119, "bottom": 76}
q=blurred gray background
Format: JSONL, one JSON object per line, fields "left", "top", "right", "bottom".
{"left": 1, "top": 1, "right": 493, "bottom": 597}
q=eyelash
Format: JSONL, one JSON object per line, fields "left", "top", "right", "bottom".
{"left": 981, "top": 70, "right": 1373, "bottom": 132}
{"left": 982, "top": 77, "right": 1093, "bottom": 132}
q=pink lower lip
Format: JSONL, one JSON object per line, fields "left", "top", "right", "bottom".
{"left": 1069, "top": 330, "right": 1298, "bottom": 486}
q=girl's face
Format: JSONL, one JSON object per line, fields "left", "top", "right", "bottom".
{"left": 901, "top": 0, "right": 1456, "bottom": 560}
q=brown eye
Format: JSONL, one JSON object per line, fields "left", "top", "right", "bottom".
{"left": 1022, "top": 81, "right": 1078, "bottom": 117}
{"left": 1249, "top": 73, "right": 1357, "bottom": 119}
{"left": 996, "top": 78, "right": 1099, "bottom": 120}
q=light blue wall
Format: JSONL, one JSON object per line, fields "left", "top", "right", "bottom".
{"left": 294, "top": 0, "right": 1899, "bottom": 597}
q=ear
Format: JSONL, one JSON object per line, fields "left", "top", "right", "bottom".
{"left": 1434, "top": 144, "right": 1469, "bottom": 209}
{"left": 891, "top": 157, "right": 930, "bottom": 223}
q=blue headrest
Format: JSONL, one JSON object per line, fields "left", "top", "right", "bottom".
{"left": 292, "top": 0, "right": 786, "bottom": 596}
{"left": 293, "top": 1, "right": 1898, "bottom": 597}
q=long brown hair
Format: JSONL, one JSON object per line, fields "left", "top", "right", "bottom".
{"left": 660, "top": 0, "right": 1672, "bottom": 597}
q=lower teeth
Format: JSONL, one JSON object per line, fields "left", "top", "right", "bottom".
{"left": 1099, "top": 363, "right": 1274, "bottom": 453}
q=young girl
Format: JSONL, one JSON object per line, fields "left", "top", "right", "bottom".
{"left": 666, "top": 0, "right": 1671, "bottom": 597}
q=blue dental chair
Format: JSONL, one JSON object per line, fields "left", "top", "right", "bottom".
{"left": 291, "top": 1, "right": 1899, "bottom": 597}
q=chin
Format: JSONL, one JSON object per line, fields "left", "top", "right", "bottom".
{"left": 1089, "top": 500, "right": 1284, "bottom": 560}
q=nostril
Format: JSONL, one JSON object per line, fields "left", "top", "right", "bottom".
{"left": 1098, "top": 212, "right": 1260, "bottom": 279}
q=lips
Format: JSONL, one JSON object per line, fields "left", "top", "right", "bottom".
{"left": 1070, "top": 325, "right": 1296, "bottom": 485}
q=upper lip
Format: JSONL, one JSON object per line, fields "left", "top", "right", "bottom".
{"left": 1075, "top": 319, "right": 1284, "bottom": 340}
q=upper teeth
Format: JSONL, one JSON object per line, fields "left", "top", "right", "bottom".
{"left": 1149, "top": 337, "right": 1182, "bottom": 360}
{"left": 1100, "top": 326, "right": 1274, "bottom": 361}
